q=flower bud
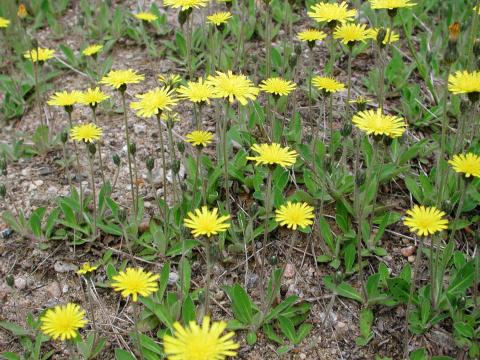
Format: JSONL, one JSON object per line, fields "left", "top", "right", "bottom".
{"left": 177, "top": 141, "right": 185, "bottom": 154}
{"left": 172, "top": 160, "right": 180, "bottom": 175}
{"left": 340, "top": 122, "right": 352, "bottom": 137}
{"left": 0, "top": 184, "right": 6, "bottom": 198}
{"left": 87, "top": 142, "right": 96, "bottom": 156}
{"left": 64, "top": 105, "right": 73, "bottom": 114}
{"left": 376, "top": 28, "right": 387, "bottom": 48}
{"left": 128, "top": 143, "right": 137, "bottom": 156}
{"left": 146, "top": 157, "right": 155, "bottom": 172}
{"left": 294, "top": 44, "right": 302, "bottom": 56}
{"left": 356, "top": 171, "right": 366, "bottom": 186}
{"left": 119, "top": 83, "right": 127, "bottom": 94}
{"left": 6, "top": 275, "right": 14, "bottom": 287}
{"left": 387, "top": 8, "right": 398, "bottom": 17}
{"left": 113, "top": 154, "right": 121, "bottom": 167}
{"left": 289, "top": 53, "right": 298, "bottom": 69}
{"left": 473, "top": 39, "right": 480, "bottom": 58}
{"left": 307, "top": 40, "right": 315, "bottom": 50}
{"left": 61, "top": 131, "right": 68, "bottom": 144}
{"left": 178, "top": 8, "right": 192, "bottom": 26}
{"left": 468, "top": 91, "right": 479, "bottom": 103}
{"left": 0, "top": 158, "right": 7, "bottom": 173}
{"left": 118, "top": 209, "right": 127, "bottom": 222}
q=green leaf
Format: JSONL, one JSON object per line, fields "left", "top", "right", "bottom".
{"left": 175, "top": 31, "right": 187, "bottom": 57}
{"left": 336, "top": 282, "right": 363, "bottom": 302}
{"left": 158, "top": 262, "right": 170, "bottom": 300}
{"left": 246, "top": 331, "right": 257, "bottom": 345}
{"left": 295, "top": 323, "right": 313, "bottom": 344}
{"left": 447, "top": 261, "right": 474, "bottom": 295}
{"left": 228, "top": 284, "right": 253, "bottom": 325}
{"left": 278, "top": 316, "right": 296, "bottom": 342}
{"left": 166, "top": 240, "right": 201, "bottom": 257}
{"left": 0, "top": 321, "right": 29, "bottom": 336}
{"left": 318, "top": 216, "right": 335, "bottom": 252}
{"left": 359, "top": 308, "right": 374, "bottom": 339}
{"left": 263, "top": 323, "right": 284, "bottom": 345}
{"left": 1, "top": 352, "right": 21, "bottom": 360}
{"left": 265, "top": 295, "right": 298, "bottom": 322}
{"left": 115, "top": 348, "right": 136, "bottom": 360}
{"left": 454, "top": 322, "right": 474, "bottom": 339}
{"left": 409, "top": 348, "right": 427, "bottom": 360}
{"left": 139, "top": 334, "right": 163, "bottom": 355}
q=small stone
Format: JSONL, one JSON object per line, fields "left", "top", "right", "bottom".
{"left": 284, "top": 263, "right": 295, "bottom": 278}
{"left": 62, "top": 284, "right": 69, "bottom": 293}
{"left": 168, "top": 272, "right": 179, "bottom": 285}
{"left": 54, "top": 261, "right": 78, "bottom": 273}
{"left": 299, "top": 354, "right": 306, "bottom": 359}
{"left": 46, "top": 281, "right": 61, "bottom": 298}
{"left": 33, "top": 180, "right": 44, "bottom": 187}
{"left": 246, "top": 274, "right": 258, "bottom": 289}
{"left": 14, "top": 277, "right": 27, "bottom": 290}
{"left": 39, "top": 167, "right": 53, "bottom": 176}
{"left": 335, "top": 321, "right": 347, "bottom": 334}
{"left": 408, "top": 255, "right": 415, "bottom": 263}
{"left": 214, "top": 290, "right": 224, "bottom": 301}
{"left": 401, "top": 246, "right": 416, "bottom": 257}
{"left": 319, "top": 312, "right": 337, "bottom": 323}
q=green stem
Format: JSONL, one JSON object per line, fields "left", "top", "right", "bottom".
{"left": 156, "top": 114, "right": 169, "bottom": 235}
{"left": 134, "top": 302, "right": 145, "bottom": 360}
{"left": 120, "top": 91, "right": 137, "bottom": 217}
{"left": 67, "top": 111, "right": 84, "bottom": 215}
{"left": 91, "top": 107, "right": 106, "bottom": 187}
{"left": 467, "top": 2, "right": 480, "bottom": 70}
{"left": 259, "top": 170, "right": 273, "bottom": 304}
{"left": 222, "top": 102, "right": 232, "bottom": 214}
{"left": 403, "top": 236, "right": 425, "bottom": 359}
{"left": 87, "top": 150, "right": 97, "bottom": 242}
{"left": 166, "top": 123, "right": 179, "bottom": 203}
{"left": 204, "top": 236, "right": 212, "bottom": 315}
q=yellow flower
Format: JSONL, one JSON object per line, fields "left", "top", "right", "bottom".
{"left": 475, "top": 5, "right": 480, "bottom": 15}
{"left": 185, "top": 130, "right": 214, "bottom": 147}
{"left": 312, "top": 76, "right": 346, "bottom": 93}
{"left": 17, "top": 4, "right": 28, "bottom": 18}
{"left": 111, "top": 268, "right": 160, "bottom": 302}
{"left": 370, "top": 0, "right": 416, "bottom": 10}
{"left": 308, "top": 1, "right": 357, "bottom": 24}
{"left": 82, "top": 44, "right": 103, "bottom": 56}
{"left": 297, "top": 29, "right": 327, "bottom": 42}
{"left": 23, "top": 48, "right": 55, "bottom": 63}
{"left": 158, "top": 74, "right": 182, "bottom": 88}
{"left": 246, "top": 143, "right": 298, "bottom": 168}
{"left": 369, "top": 28, "right": 399, "bottom": 44}
{"left": 177, "top": 78, "right": 216, "bottom": 104}
{"left": 70, "top": 123, "right": 103, "bottom": 143}
{"left": 40, "top": 303, "right": 87, "bottom": 341}
{"left": 403, "top": 205, "right": 448, "bottom": 237}
{"left": 164, "top": 0, "right": 209, "bottom": 10}
{"left": 334, "top": 23, "right": 371, "bottom": 45}
{"left": 207, "top": 11, "right": 232, "bottom": 26}
{"left": 79, "top": 88, "right": 110, "bottom": 107}
{"left": 130, "top": 87, "right": 178, "bottom": 118}
{"left": 184, "top": 206, "right": 230, "bottom": 238}
{"left": 352, "top": 109, "right": 406, "bottom": 138}
{"left": 275, "top": 202, "right": 315, "bottom": 230}
{"left": 206, "top": 71, "right": 259, "bottom": 105}
{"left": 76, "top": 262, "right": 98, "bottom": 275}
{"left": 259, "top": 77, "right": 297, "bottom": 97}
{"left": 100, "top": 69, "right": 145, "bottom": 89}
{"left": 47, "top": 90, "right": 82, "bottom": 107}
{"left": 164, "top": 316, "right": 239, "bottom": 360}
{"left": 448, "top": 153, "right": 480, "bottom": 178}
{"left": 448, "top": 70, "right": 480, "bottom": 95}
{"left": 134, "top": 12, "right": 158, "bottom": 22}
{"left": 0, "top": 17, "right": 10, "bottom": 28}
{"left": 161, "top": 111, "right": 181, "bottom": 123}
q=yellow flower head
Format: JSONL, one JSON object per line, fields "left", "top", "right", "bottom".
{"left": 247, "top": 143, "right": 298, "bottom": 168}
{"left": 158, "top": 73, "right": 182, "bottom": 88}
{"left": 352, "top": 109, "right": 406, "bottom": 138}
{"left": 79, "top": 87, "right": 110, "bottom": 107}
{"left": 17, "top": 4, "right": 28, "bottom": 18}
{"left": 184, "top": 206, "right": 231, "bottom": 238}
{"left": 0, "top": 17, "right": 10, "bottom": 28}
{"left": 164, "top": 0, "right": 209, "bottom": 10}
{"left": 82, "top": 44, "right": 103, "bottom": 57}
{"left": 297, "top": 29, "right": 327, "bottom": 42}
{"left": 207, "top": 11, "right": 232, "bottom": 26}
{"left": 308, "top": 1, "right": 357, "bottom": 24}
{"left": 177, "top": 78, "right": 216, "bottom": 104}
{"left": 111, "top": 268, "right": 160, "bottom": 302}
{"left": 260, "top": 77, "right": 297, "bottom": 97}
{"left": 134, "top": 12, "right": 158, "bottom": 22}
{"left": 275, "top": 202, "right": 315, "bottom": 230}
{"left": 76, "top": 262, "right": 98, "bottom": 276}
{"left": 185, "top": 130, "right": 214, "bottom": 147}
{"left": 47, "top": 90, "right": 82, "bottom": 108}
{"left": 206, "top": 71, "right": 259, "bottom": 105}
{"left": 334, "top": 23, "right": 371, "bottom": 45}
{"left": 448, "top": 153, "right": 480, "bottom": 178}
{"left": 24, "top": 48, "right": 55, "bottom": 63}
{"left": 164, "top": 316, "right": 239, "bottom": 360}
{"left": 448, "top": 70, "right": 480, "bottom": 95}
{"left": 100, "top": 69, "right": 145, "bottom": 89}
{"left": 40, "top": 303, "right": 87, "bottom": 341}
{"left": 161, "top": 111, "right": 181, "bottom": 123}
{"left": 130, "top": 87, "right": 178, "bottom": 118}
{"left": 312, "top": 76, "right": 346, "bottom": 93}
{"left": 403, "top": 205, "right": 448, "bottom": 237}
{"left": 370, "top": 0, "right": 416, "bottom": 10}
{"left": 475, "top": 5, "right": 480, "bottom": 15}
{"left": 70, "top": 123, "right": 103, "bottom": 143}
{"left": 370, "top": 28, "right": 399, "bottom": 44}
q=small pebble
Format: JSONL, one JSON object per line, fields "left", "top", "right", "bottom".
{"left": 14, "top": 277, "right": 27, "bottom": 290}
